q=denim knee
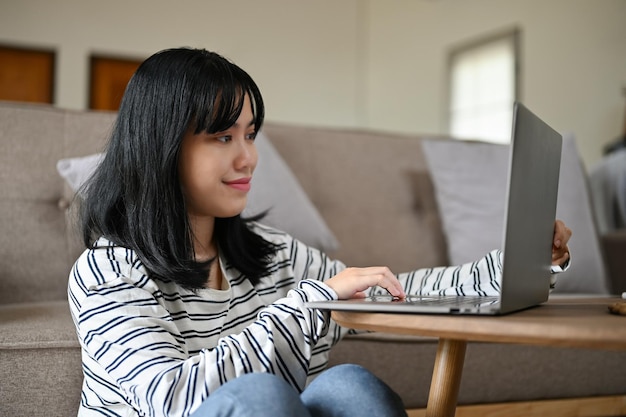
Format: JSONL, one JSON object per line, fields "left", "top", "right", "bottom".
{"left": 302, "top": 364, "right": 407, "bottom": 417}
{"left": 191, "top": 373, "right": 311, "bottom": 417}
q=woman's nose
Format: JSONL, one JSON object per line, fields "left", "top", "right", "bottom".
{"left": 234, "top": 139, "right": 257, "bottom": 169}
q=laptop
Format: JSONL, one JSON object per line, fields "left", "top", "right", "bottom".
{"left": 306, "top": 102, "right": 563, "bottom": 315}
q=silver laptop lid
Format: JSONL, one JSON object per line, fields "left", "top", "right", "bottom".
{"left": 499, "top": 102, "right": 562, "bottom": 313}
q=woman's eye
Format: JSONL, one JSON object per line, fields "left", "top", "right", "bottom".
{"left": 216, "top": 135, "right": 232, "bottom": 143}
{"left": 246, "top": 132, "right": 257, "bottom": 141}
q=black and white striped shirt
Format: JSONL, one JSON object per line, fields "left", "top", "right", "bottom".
{"left": 68, "top": 223, "right": 509, "bottom": 417}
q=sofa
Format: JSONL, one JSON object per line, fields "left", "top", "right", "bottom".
{"left": 1, "top": 100, "right": 625, "bottom": 417}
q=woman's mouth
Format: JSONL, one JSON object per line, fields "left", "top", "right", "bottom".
{"left": 224, "top": 177, "right": 252, "bottom": 192}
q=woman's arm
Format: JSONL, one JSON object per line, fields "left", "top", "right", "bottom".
{"left": 69, "top": 244, "right": 337, "bottom": 417}
{"left": 389, "top": 220, "right": 572, "bottom": 296}
{"left": 391, "top": 249, "right": 504, "bottom": 297}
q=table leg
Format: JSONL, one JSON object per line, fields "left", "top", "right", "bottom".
{"left": 425, "top": 338, "right": 467, "bottom": 417}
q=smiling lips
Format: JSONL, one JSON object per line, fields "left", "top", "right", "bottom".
{"left": 224, "top": 177, "right": 252, "bottom": 192}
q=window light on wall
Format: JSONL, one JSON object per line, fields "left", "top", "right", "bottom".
{"left": 448, "top": 30, "right": 519, "bottom": 144}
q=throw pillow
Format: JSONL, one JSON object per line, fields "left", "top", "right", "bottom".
{"left": 56, "top": 153, "right": 104, "bottom": 192}
{"left": 56, "top": 131, "right": 339, "bottom": 252}
{"left": 422, "top": 135, "right": 609, "bottom": 294}
{"left": 243, "top": 132, "right": 339, "bottom": 252}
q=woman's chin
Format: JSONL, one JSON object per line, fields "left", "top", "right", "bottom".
{"left": 218, "top": 203, "right": 248, "bottom": 219}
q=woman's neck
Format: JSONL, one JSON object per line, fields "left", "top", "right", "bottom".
{"left": 188, "top": 215, "right": 222, "bottom": 289}
{"left": 188, "top": 214, "right": 215, "bottom": 255}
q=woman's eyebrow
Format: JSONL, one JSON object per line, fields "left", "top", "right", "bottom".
{"left": 232, "top": 119, "right": 256, "bottom": 128}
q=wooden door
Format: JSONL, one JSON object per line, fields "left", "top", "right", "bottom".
{"left": 0, "top": 45, "right": 55, "bottom": 103}
{"left": 89, "top": 55, "right": 142, "bottom": 111}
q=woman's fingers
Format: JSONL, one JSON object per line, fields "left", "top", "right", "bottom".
{"left": 552, "top": 219, "right": 572, "bottom": 266}
{"left": 553, "top": 220, "right": 572, "bottom": 248}
{"left": 552, "top": 248, "right": 570, "bottom": 266}
{"left": 325, "top": 266, "right": 405, "bottom": 300}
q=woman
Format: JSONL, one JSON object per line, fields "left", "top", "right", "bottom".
{"left": 69, "top": 48, "right": 571, "bottom": 417}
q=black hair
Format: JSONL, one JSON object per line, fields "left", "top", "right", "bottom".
{"left": 79, "top": 47, "right": 278, "bottom": 289}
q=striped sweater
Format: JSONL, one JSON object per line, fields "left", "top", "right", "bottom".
{"left": 68, "top": 223, "right": 513, "bottom": 417}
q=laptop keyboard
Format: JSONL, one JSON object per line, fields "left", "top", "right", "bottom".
{"left": 369, "top": 294, "right": 499, "bottom": 306}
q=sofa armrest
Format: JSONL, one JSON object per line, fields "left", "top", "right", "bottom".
{"left": 601, "top": 229, "right": 626, "bottom": 294}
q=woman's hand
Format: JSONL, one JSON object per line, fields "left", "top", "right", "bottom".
{"left": 552, "top": 219, "right": 572, "bottom": 267}
{"left": 325, "top": 266, "right": 406, "bottom": 300}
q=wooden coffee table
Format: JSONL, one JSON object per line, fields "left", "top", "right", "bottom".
{"left": 331, "top": 296, "right": 626, "bottom": 417}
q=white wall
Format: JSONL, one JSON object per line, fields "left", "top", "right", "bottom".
{"left": 366, "top": 0, "right": 626, "bottom": 169}
{"left": 0, "top": 0, "right": 363, "bottom": 127}
{"left": 1, "top": 0, "right": 624, "bottom": 168}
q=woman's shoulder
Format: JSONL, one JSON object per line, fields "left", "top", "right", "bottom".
{"left": 80, "top": 236, "right": 141, "bottom": 263}
{"left": 70, "top": 237, "right": 147, "bottom": 291}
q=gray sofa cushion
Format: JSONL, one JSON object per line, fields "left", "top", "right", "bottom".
{"left": 0, "top": 301, "right": 78, "bottom": 350}
{"left": 262, "top": 124, "right": 449, "bottom": 273}
{"left": 422, "top": 136, "right": 610, "bottom": 294}
{"left": 244, "top": 131, "right": 339, "bottom": 252}
{"left": 0, "top": 102, "right": 115, "bottom": 304}
{"left": 0, "top": 301, "right": 81, "bottom": 417}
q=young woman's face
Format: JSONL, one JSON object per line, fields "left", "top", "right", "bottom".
{"left": 178, "top": 94, "right": 258, "bottom": 221}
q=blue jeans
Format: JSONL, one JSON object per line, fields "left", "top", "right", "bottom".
{"left": 191, "top": 364, "right": 407, "bottom": 417}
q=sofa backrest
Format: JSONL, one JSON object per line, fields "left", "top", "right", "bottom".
{"left": 0, "top": 102, "right": 115, "bottom": 304}
{"left": 262, "top": 124, "right": 448, "bottom": 273}
{"left": 1, "top": 100, "right": 613, "bottom": 305}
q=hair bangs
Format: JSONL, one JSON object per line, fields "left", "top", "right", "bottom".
{"left": 192, "top": 66, "right": 264, "bottom": 135}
